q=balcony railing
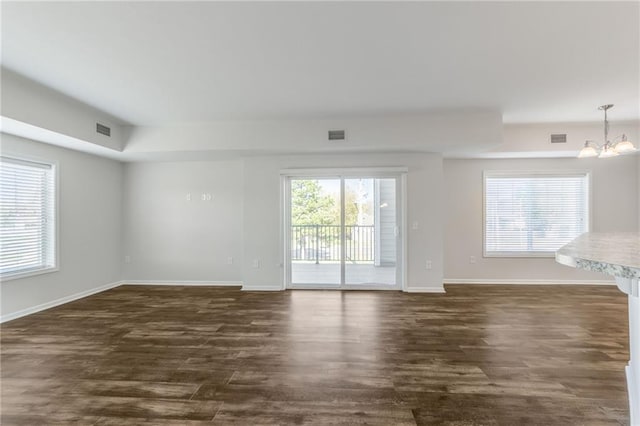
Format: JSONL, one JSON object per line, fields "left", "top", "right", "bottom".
{"left": 291, "top": 224, "right": 374, "bottom": 263}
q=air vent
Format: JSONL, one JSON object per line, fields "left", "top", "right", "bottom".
{"left": 550, "top": 133, "right": 567, "bottom": 143}
{"left": 96, "top": 123, "right": 111, "bottom": 137}
{"left": 328, "top": 130, "right": 346, "bottom": 141}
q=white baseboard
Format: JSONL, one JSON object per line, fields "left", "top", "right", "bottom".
{"left": 0, "top": 280, "right": 123, "bottom": 323}
{"left": 627, "top": 364, "right": 638, "bottom": 426}
{"left": 242, "top": 285, "right": 284, "bottom": 291}
{"left": 122, "top": 280, "right": 243, "bottom": 287}
{"left": 443, "top": 278, "right": 615, "bottom": 285}
{"left": 287, "top": 285, "right": 401, "bottom": 291}
{"left": 404, "top": 285, "right": 446, "bottom": 293}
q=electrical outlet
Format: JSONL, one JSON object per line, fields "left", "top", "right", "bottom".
{"left": 186, "top": 193, "right": 192, "bottom": 201}
{"left": 412, "top": 221, "right": 419, "bottom": 230}
{"left": 124, "top": 256, "right": 131, "bottom": 263}
{"left": 252, "top": 259, "right": 260, "bottom": 268}
{"left": 470, "top": 256, "right": 476, "bottom": 264}
{"left": 227, "top": 257, "right": 233, "bottom": 265}
{"left": 426, "top": 260, "right": 432, "bottom": 270}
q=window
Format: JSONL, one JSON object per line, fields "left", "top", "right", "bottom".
{"left": 1, "top": 156, "right": 57, "bottom": 279}
{"left": 484, "top": 171, "right": 589, "bottom": 257}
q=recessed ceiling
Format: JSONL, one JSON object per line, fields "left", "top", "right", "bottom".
{"left": 2, "top": 1, "right": 638, "bottom": 125}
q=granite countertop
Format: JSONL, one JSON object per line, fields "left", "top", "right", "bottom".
{"left": 556, "top": 232, "right": 640, "bottom": 280}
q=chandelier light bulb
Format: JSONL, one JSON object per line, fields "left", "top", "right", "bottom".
{"left": 578, "top": 144, "right": 598, "bottom": 158}
{"left": 614, "top": 139, "right": 637, "bottom": 153}
{"left": 598, "top": 145, "right": 619, "bottom": 158}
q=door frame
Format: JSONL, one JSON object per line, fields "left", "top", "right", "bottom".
{"left": 280, "top": 167, "right": 408, "bottom": 291}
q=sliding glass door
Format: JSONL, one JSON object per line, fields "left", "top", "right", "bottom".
{"left": 344, "top": 178, "right": 398, "bottom": 286}
{"left": 289, "top": 178, "right": 342, "bottom": 285}
{"left": 286, "top": 173, "right": 403, "bottom": 290}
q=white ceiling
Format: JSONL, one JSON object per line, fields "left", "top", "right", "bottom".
{"left": 2, "top": 1, "right": 638, "bottom": 126}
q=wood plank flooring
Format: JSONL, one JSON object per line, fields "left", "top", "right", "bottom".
{"left": 0, "top": 285, "right": 630, "bottom": 425}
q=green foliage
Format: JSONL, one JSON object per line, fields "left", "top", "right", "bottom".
{"left": 291, "top": 180, "right": 337, "bottom": 225}
{"left": 291, "top": 179, "right": 373, "bottom": 226}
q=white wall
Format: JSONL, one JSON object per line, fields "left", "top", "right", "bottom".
{"left": 444, "top": 155, "right": 639, "bottom": 282}
{"left": 121, "top": 153, "right": 444, "bottom": 291}
{"left": 494, "top": 121, "right": 640, "bottom": 157}
{"left": 121, "top": 153, "right": 637, "bottom": 290}
{"left": 1, "top": 68, "right": 127, "bottom": 151}
{"left": 241, "top": 153, "right": 444, "bottom": 292}
{"left": 0, "top": 134, "right": 123, "bottom": 318}
{"left": 122, "top": 161, "right": 243, "bottom": 282}
{"left": 125, "top": 111, "right": 502, "bottom": 157}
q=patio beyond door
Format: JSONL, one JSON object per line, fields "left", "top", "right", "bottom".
{"left": 287, "top": 175, "right": 402, "bottom": 289}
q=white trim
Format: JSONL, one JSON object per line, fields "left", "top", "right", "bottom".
{"left": 287, "top": 283, "right": 340, "bottom": 289}
{"left": 340, "top": 177, "right": 346, "bottom": 286}
{"left": 0, "top": 280, "right": 123, "bottom": 323}
{"left": 374, "top": 179, "right": 381, "bottom": 267}
{"left": 280, "top": 167, "right": 408, "bottom": 177}
{"left": 122, "top": 280, "right": 243, "bottom": 286}
{"left": 443, "top": 278, "right": 615, "bottom": 285}
{"left": 626, "top": 293, "right": 639, "bottom": 426}
{"left": 626, "top": 364, "right": 637, "bottom": 426}
{"left": 0, "top": 153, "right": 60, "bottom": 280}
{"left": 0, "top": 266, "right": 59, "bottom": 282}
{"left": 281, "top": 175, "right": 289, "bottom": 290}
{"left": 404, "top": 285, "right": 446, "bottom": 293}
{"left": 483, "top": 169, "right": 593, "bottom": 178}
{"left": 401, "top": 173, "right": 408, "bottom": 291}
{"left": 288, "top": 284, "right": 400, "bottom": 291}
{"left": 242, "top": 285, "right": 284, "bottom": 291}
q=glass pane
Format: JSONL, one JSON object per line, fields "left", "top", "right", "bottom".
{"left": 290, "top": 178, "right": 341, "bottom": 285}
{"left": 344, "top": 178, "right": 397, "bottom": 286}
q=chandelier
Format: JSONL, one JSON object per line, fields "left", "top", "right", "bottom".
{"left": 578, "top": 104, "right": 636, "bottom": 158}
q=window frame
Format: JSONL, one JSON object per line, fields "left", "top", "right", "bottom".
{"left": 482, "top": 169, "right": 591, "bottom": 258}
{"left": 1, "top": 153, "right": 59, "bottom": 281}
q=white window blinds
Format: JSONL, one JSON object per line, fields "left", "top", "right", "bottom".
{"left": 484, "top": 171, "right": 589, "bottom": 256}
{"left": 1, "top": 156, "right": 56, "bottom": 278}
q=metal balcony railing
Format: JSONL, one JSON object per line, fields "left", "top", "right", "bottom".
{"left": 291, "top": 224, "right": 374, "bottom": 263}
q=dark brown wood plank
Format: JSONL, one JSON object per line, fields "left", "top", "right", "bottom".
{"left": 0, "top": 284, "right": 629, "bottom": 425}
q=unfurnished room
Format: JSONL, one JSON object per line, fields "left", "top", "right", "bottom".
{"left": 0, "top": 1, "right": 639, "bottom": 425}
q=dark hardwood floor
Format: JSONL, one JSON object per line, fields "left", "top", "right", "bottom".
{"left": 0, "top": 285, "right": 630, "bottom": 425}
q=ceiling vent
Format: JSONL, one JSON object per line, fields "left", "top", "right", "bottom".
{"left": 550, "top": 133, "right": 567, "bottom": 143}
{"left": 328, "top": 130, "right": 346, "bottom": 141}
{"left": 96, "top": 123, "right": 111, "bottom": 137}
